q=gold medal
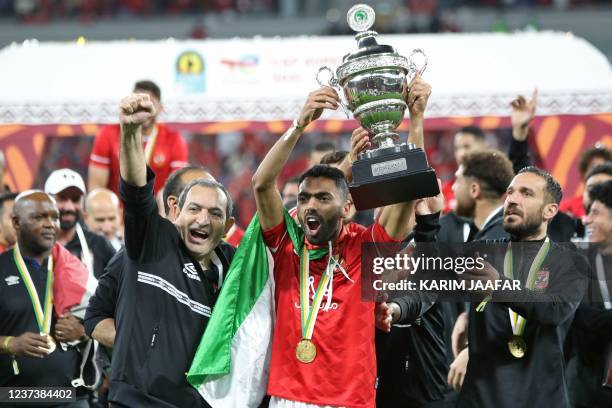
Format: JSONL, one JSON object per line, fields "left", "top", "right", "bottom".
{"left": 295, "top": 339, "right": 317, "bottom": 363}
{"left": 41, "top": 333, "right": 56, "bottom": 354}
{"left": 508, "top": 335, "right": 526, "bottom": 358}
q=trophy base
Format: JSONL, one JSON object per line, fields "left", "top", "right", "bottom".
{"left": 349, "top": 144, "right": 439, "bottom": 210}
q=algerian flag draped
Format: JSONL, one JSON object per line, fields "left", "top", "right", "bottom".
{"left": 187, "top": 210, "right": 304, "bottom": 407}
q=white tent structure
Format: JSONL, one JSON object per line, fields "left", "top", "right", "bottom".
{"left": 0, "top": 31, "right": 610, "bottom": 125}
{"left": 0, "top": 31, "right": 610, "bottom": 196}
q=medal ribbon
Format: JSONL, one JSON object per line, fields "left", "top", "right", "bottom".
{"left": 299, "top": 245, "right": 332, "bottom": 340}
{"left": 476, "top": 237, "right": 550, "bottom": 314}
{"left": 143, "top": 125, "right": 159, "bottom": 165}
{"left": 505, "top": 237, "right": 550, "bottom": 336}
{"left": 13, "top": 244, "right": 54, "bottom": 334}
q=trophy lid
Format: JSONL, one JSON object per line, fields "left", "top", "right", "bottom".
{"left": 343, "top": 4, "right": 395, "bottom": 62}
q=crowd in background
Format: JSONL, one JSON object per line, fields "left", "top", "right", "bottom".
{"left": 0, "top": 76, "right": 610, "bottom": 408}
{"left": 1, "top": 0, "right": 608, "bottom": 26}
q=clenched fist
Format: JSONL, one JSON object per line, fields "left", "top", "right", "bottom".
{"left": 119, "top": 93, "right": 157, "bottom": 132}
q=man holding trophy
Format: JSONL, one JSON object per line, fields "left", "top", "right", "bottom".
{"left": 251, "top": 5, "right": 436, "bottom": 407}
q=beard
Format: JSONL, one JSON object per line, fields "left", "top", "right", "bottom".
{"left": 309, "top": 219, "right": 341, "bottom": 245}
{"left": 456, "top": 197, "right": 475, "bottom": 218}
{"left": 59, "top": 210, "right": 79, "bottom": 231}
{"left": 503, "top": 206, "right": 543, "bottom": 240}
{"left": 300, "top": 210, "right": 343, "bottom": 245}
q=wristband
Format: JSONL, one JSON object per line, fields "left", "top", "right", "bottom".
{"left": 347, "top": 152, "right": 354, "bottom": 165}
{"left": 293, "top": 119, "right": 306, "bottom": 131}
{"left": 2, "top": 336, "right": 14, "bottom": 354}
{"left": 283, "top": 119, "right": 305, "bottom": 141}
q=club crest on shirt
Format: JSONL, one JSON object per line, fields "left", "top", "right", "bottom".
{"left": 182, "top": 263, "right": 201, "bottom": 282}
{"left": 4, "top": 275, "right": 20, "bottom": 286}
{"left": 153, "top": 153, "right": 166, "bottom": 167}
{"left": 535, "top": 268, "right": 549, "bottom": 290}
{"left": 294, "top": 269, "right": 346, "bottom": 312}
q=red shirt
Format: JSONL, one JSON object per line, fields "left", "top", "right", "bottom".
{"left": 263, "top": 220, "right": 397, "bottom": 408}
{"left": 224, "top": 224, "right": 245, "bottom": 248}
{"left": 442, "top": 179, "right": 456, "bottom": 213}
{"left": 559, "top": 195, "right": 585, "bottom": 218}
{"left": 89, "top": 124, "right": 188, "bottom": 194}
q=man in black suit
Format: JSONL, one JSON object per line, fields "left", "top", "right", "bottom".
{"left": 452, "top": 149, "right": 515, "bottom": 242}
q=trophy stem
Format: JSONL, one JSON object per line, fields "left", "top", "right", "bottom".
{"left": 371, "top": 131, "right": 399, "bottom": 148}
{"left": 378, "top": 136, "right": 396, "bottom": 148}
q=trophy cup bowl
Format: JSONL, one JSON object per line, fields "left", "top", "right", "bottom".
{"left": 346, "top": 68, "right": 406, "bottom": 146}
{"left": 316, "top": 4, "right": 439, "bottom": 210}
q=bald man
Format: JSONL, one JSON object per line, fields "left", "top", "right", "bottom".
{"left": 0, "top": 191, "right": 88, "bottom": 404}
{"left": 85, "top": 188, "right": 123, "bottom": 250}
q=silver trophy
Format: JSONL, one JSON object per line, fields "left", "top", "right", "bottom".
{"left": 317, "top": 4, "right": 439, "bottom": 210}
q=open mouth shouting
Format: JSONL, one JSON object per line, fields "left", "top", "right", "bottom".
{"left": 304, "top": 213, "right": 322, "bottom": 236}
{"left": 188, "top": 228, "right": 210, "bottom": 245}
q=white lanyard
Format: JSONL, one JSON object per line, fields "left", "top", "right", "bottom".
{"left": 595, "top": 253, "right": 612, "bottom": 310}
{"left": 210, "top": 250, "right": 224, "bottom": 289}
{"left": 75, "top": 223, "right": 94, "bottom": 275}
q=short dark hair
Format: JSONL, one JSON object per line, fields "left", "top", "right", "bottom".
{"left": 578, "top": 145, "right": 612, "bottom": 177}
{"left": 298, "top": 165, "right": 349, "bottom": 201}
{"left": 585, "top": 163, "right": 612, "bottom": 183}
{"left": 313, "top": 142, "right": 335, "bottom": 153}
{"left": 163, "top": 166, "right": 208, "bottom": 214}
{"left": 456, "top": 126, "right": 485, "bottom": 141}
{"left": 462, "top": 149, "right": 514, "bottom": 198}
{"left": 517, "top": 166, "right": 563, "bottom": 204}
{"left": 133, "top": 80, "right": 161, "bottom": 101}
{"left": 589, "top": 180, "right": 612, "bottom": 210}
{"left": 320, "top": 150, "right": 349, "bottom": 166}
{"left": 0, "top": 192, "right": 18, "bottom": 216}
{"left": 284, "top": 175, "right": 300, "bottom": 187}
{"left": 178, "top": 179, "right": 234, "bottom": 218}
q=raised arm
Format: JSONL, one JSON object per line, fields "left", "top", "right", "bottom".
{"left": 252, "top": 87, "right": 339, "bottom": 230}
{"left": 377, "top": 74, "right": 432, "bottom": 240}
{"left": 404, "top": 72, "right": 430, "bottom": 149}
{"left": 509, "top": 89, "right": 538, "bottom": 173}
{"left": 119, "top": 93, "right": 156, "bottom": 187}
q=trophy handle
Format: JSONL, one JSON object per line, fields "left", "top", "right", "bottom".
{"left": 316, "top": 66, "right": 350, "bottom": 118}
{"left": 408, "top": 49, "right": 428, "bottom": 77}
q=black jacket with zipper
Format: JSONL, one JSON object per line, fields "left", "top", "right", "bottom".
{"left": 107, "top": 169, "right": 235, "bottom": 408}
